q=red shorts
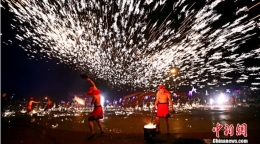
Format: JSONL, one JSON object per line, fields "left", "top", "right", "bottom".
{"left": 156, "top": 103, "right": 169, "bottom": 118}
{"left": 27, "top": 105, "right": 32, "bottom": 111}
{"left": 46, "top": 104, "right": 52, "bottom": 109}
{"left": 88, "top": 106, "right": 103, "bottom": 121}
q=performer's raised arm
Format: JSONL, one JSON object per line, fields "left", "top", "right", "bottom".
{"left": 33, "top": 101, "right": 40, "bottom": 104}
{"left": 87, "top": 78, "right": 98, "bottom": 89}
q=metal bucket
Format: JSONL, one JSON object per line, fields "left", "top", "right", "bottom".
{"left": 143, "top": 127, "right": 156, "bottom": 141}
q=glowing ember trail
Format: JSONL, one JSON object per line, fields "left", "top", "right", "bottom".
{"left": 2, "top": 0, "right": 260, "bottom": 90}
{"left": 74, "top": 96, "right": 85, "bottom": 106}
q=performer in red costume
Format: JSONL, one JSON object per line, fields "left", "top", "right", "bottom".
{"left": 154, "top": 84, "right": 174, "bottom": 134}
{"left": 45, "top": 98, "right": 53, "bottom": 110}
{"left": 85, "top": 78, "right": 104, "bottom": 140}
{"left": 27, "top": 97, "right": 40, "bottom": 112}
{"left": 231, "top": 96, "right": 237, "bottom": 107}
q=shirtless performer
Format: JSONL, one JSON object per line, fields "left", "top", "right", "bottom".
{"left": 85, "top": 78, "right": 104, "bottom": 139}
{"left": 27, "top": 97, "right": 40, "bottom": 112}
{"left": 154, "top": 84, "right": 174, "bottom": 134}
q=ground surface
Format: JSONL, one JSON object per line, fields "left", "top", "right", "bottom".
{"left": 1, "top": 107, "right": 259, "bottom": 144}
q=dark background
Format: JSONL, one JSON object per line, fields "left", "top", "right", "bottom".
{"left": 1, "top": 0, "right": 260, "bottom": 102}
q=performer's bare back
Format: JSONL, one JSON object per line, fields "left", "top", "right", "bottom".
{"left": 92, "top": 94, "right": 101, "bottom": 106}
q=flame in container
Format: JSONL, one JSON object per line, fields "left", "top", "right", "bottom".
{"left": 144, "top": 123, "right": 156, "bottom": 129}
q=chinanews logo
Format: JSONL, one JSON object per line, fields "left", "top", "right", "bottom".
{"left": 212, "top": 122, "right": 247, "bottom": 138}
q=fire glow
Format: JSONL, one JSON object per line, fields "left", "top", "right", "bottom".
{"left": 144, "top": 123, "right": 156, "bottom": 129}
{"left": 74, "top": 96, "right": 85, "bottom": 106}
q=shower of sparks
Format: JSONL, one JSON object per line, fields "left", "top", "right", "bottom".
{"left": 2, "top": 0, "right": 260, "bottom": 90}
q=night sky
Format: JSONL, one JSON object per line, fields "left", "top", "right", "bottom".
{"left": 1, "top": 39, "right": 130, "bottom": 101}
{"left": 1, "top": 28, "right": 86, "bottom": 101}
{"left": 1, "top": 41, "right": 127, "bottom": 101}
{"left": 1, "top": 7, "right": 125, "bottom": 101}
{"left": 1, "top": 0, "right": 260, "bottom": 101}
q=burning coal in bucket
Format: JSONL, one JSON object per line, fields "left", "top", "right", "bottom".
{"left": 144, "top": 123, "right": 156, "bottom": 129}
{"left": 143, "top": 123, "right": 156, "bottom": 141}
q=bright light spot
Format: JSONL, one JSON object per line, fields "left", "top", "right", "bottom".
{"left": 101, "top": 95, "right": 105, "bottom": 106}
{"left": 170, "top": 68, "right": 177, "bottom": 74}
{"left": 217, "top": 93, "right": 226, "bottom": 105}
{"left": 210, "top": 98, "right": 214, "bottom": 105}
